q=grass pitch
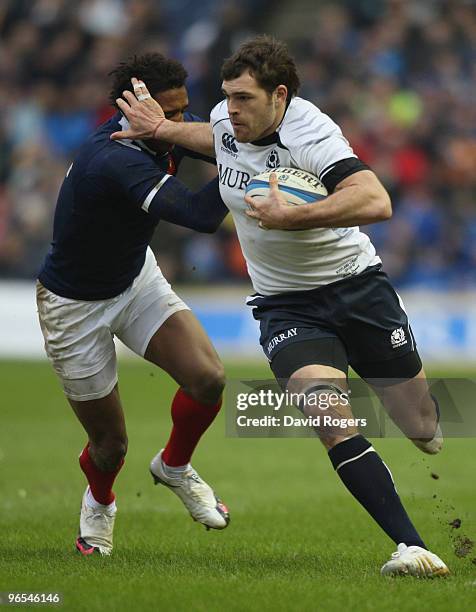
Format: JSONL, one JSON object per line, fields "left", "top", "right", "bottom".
{"left": 1, "top": 360, "right": 475, "bottom": 611}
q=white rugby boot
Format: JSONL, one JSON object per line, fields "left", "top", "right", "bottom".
{"left": 381, "top": 543, "right": 450, "bottom": 577}
{"left": 76, "top": 487, "right": 116, "bottom": 556}
{"left": 150, "top": 450, "right": 230, "bottom": 530}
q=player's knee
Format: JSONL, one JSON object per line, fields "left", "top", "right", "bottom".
{"left": 188, "top": 361, "right": 226, "bottom": 404}
{"left": 298, "top": 383, "right": 359, "bottom": 446}
{"left": 298, "top": 383, "right": 349, "bottom": 417}
{"left": 91, "top": 434, "right": 128, "bottom": 471}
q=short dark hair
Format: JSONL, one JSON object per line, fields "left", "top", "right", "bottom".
{"left": 109, "top": 53, "right": 188, "bottom": 107}
{"left": 221, "top": 35, "right": 300, "bottom": 101}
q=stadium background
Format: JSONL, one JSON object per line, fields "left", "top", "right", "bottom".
{"left": 0, "top": 0, "right": 475, "bottom": 359}
{"left": 0, "top": 1, "right": 475, "bottom": 610}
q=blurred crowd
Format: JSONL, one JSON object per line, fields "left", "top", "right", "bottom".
{"left": 0, "top": 0, "right": 474, "bottom": 288}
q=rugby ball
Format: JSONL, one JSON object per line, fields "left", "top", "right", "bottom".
{"left": 245, "top": 167, "right": 327, "bottom": 206}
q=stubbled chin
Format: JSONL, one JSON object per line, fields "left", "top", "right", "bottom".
{"left": 234, "top": 130, "right": 249, "bottom": 142}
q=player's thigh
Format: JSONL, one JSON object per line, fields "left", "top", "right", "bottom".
{"left": 114, "top": 260, "right": 224, "bottom": 394}
{"left": 345, "top": 274, "right": 435, "bottom": 437}
{"left": 368, "top": 366, "right": 437, "bottom": 439}
{"left": 268, "top": 334, "right": 350, "bottom": 407}
{"left": 143, "top": 309, "right": 225, "bottom": 399}
{"left": 248, "top": 291, "right": 348, "bottom": 384}
{"left": 271, "top": 336, "right": 349, "bottom": 387}
{"left": 116, "top": 286, "right": 224, "bottom": 402}
{"left": 369, "top": 366, "right": 430, "bottom": 412}
{"left": 340, "top": 268, "right": 421, "bottom": 383}
{"left": 272, "top": 338, "right": 358, "bottom": 447}
{"left": 37, "top": 281, "right": 120, "bottom": 400}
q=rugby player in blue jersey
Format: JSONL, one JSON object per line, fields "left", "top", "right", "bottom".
{"left": 36, "top": 53, "right": 230, "bottom": 556}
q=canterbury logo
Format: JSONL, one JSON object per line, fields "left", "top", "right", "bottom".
{"left": 222, "top": 133, "right": 238, "bottom": 153}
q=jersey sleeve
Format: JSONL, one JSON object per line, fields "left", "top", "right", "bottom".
{"left": 96, "top": 143, "right": 227, "bottom": 232}
{"left": 99, "top": 146, "right": 168, "bottom": 208}
{"left": 319, "top": 157, "right": 371, "bottom": 193}
{"left": 147, "top": 176, "right": 228, "bottom": 232}
{"left": 281, "top": 103, "right": 357, "bottom": 185}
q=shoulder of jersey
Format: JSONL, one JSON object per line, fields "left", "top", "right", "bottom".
{"left": 210, "top": 100, "right": 230, "bottom": 129}
{"left": 184, "top": 111, "right": 206, "bottom": 123}
{"left": 85, "top": 132, "right": 153, "bottom": 176}
{"left": 279, "top": 97, "right": 334, "bottom": 145}
{"left": 95, "top": 114, "right": 152, "bottom": 158}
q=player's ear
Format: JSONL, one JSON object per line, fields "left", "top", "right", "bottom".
{"left": 275, "top": 85, "right": 288, "bottom": 105}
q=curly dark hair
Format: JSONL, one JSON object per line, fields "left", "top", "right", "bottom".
{"left": 221, "top": 35, "right": 300, "bottom": 102}
{"left": 109, "top": 52, "right": 188, "bottom": 107}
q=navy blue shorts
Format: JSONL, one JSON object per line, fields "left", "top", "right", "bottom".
{"left": 247, "top": 265, "right": 421, "bottom": 381}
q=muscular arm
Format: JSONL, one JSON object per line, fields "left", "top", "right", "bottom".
{"left": 245, "top": 170, "right": 392, "bottom": 230}
{"left": 110, "top": 78, "right": 215, "bottom": 157}
{"left": 292, "top": 170, "right": 391, "bottom": 228}
{"left": 154, "top": 121, "right": 214, "bottom": 158}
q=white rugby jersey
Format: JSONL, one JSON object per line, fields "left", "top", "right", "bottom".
{"left": 210, "top": 96, "right": 381, "bottom": 295}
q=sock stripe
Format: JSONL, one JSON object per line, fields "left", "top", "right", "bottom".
{"left": 382, "top": 460, "right": 394, "bottom": 483}
{"left": 328, "top": 435, "right": 425, "bottom": 549}
{"left": 328, "top": 434, "right": 372, "bottom": 470}
{"left": 334, "top": 446, "right": 376, "bottom": 472}
{"left": 381, "top": 459, "right": 397, "bottom": 489}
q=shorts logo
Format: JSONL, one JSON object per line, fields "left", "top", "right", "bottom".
{"left": 265, "top": 149, "right": 280, "bottom": 169}
{"left": 267, "top": 328, "right": 298, "bottom": 354}
{"left": 391, "top": 327, "right": 407, "bottom": 349}
{"left": 221, "top": 133, "right": 238, "bottom": 157}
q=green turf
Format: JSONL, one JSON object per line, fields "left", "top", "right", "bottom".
{"left": 1, "top": 360, "right": 475, "bottom": 611}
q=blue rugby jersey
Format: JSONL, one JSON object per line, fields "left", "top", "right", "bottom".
{"left": 39, "top": 112, "right": 225, "bottom": 300}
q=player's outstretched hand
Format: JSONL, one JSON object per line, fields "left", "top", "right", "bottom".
{"left": 245, "top": 173, "right": 297, "bottom": 230}
{"left": 111, "top": 78, "right": 166, "bottom": 141}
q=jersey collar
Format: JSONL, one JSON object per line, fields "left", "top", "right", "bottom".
{"left": 116, "top": 115, "right": 170, "bottom": 159}
{"left": 249, "top": 98, "right": 292, "bottom": 147}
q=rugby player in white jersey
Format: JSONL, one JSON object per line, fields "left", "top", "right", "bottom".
{"left": 37, "top": 54, "right": 231, "bottom": 557}
{"left": 112, "top": 37, "right": 448, "bottom": 577}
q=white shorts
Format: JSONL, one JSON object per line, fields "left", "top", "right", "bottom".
{"left": 37, "top": 248, "right": 189, "bottom": 401}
